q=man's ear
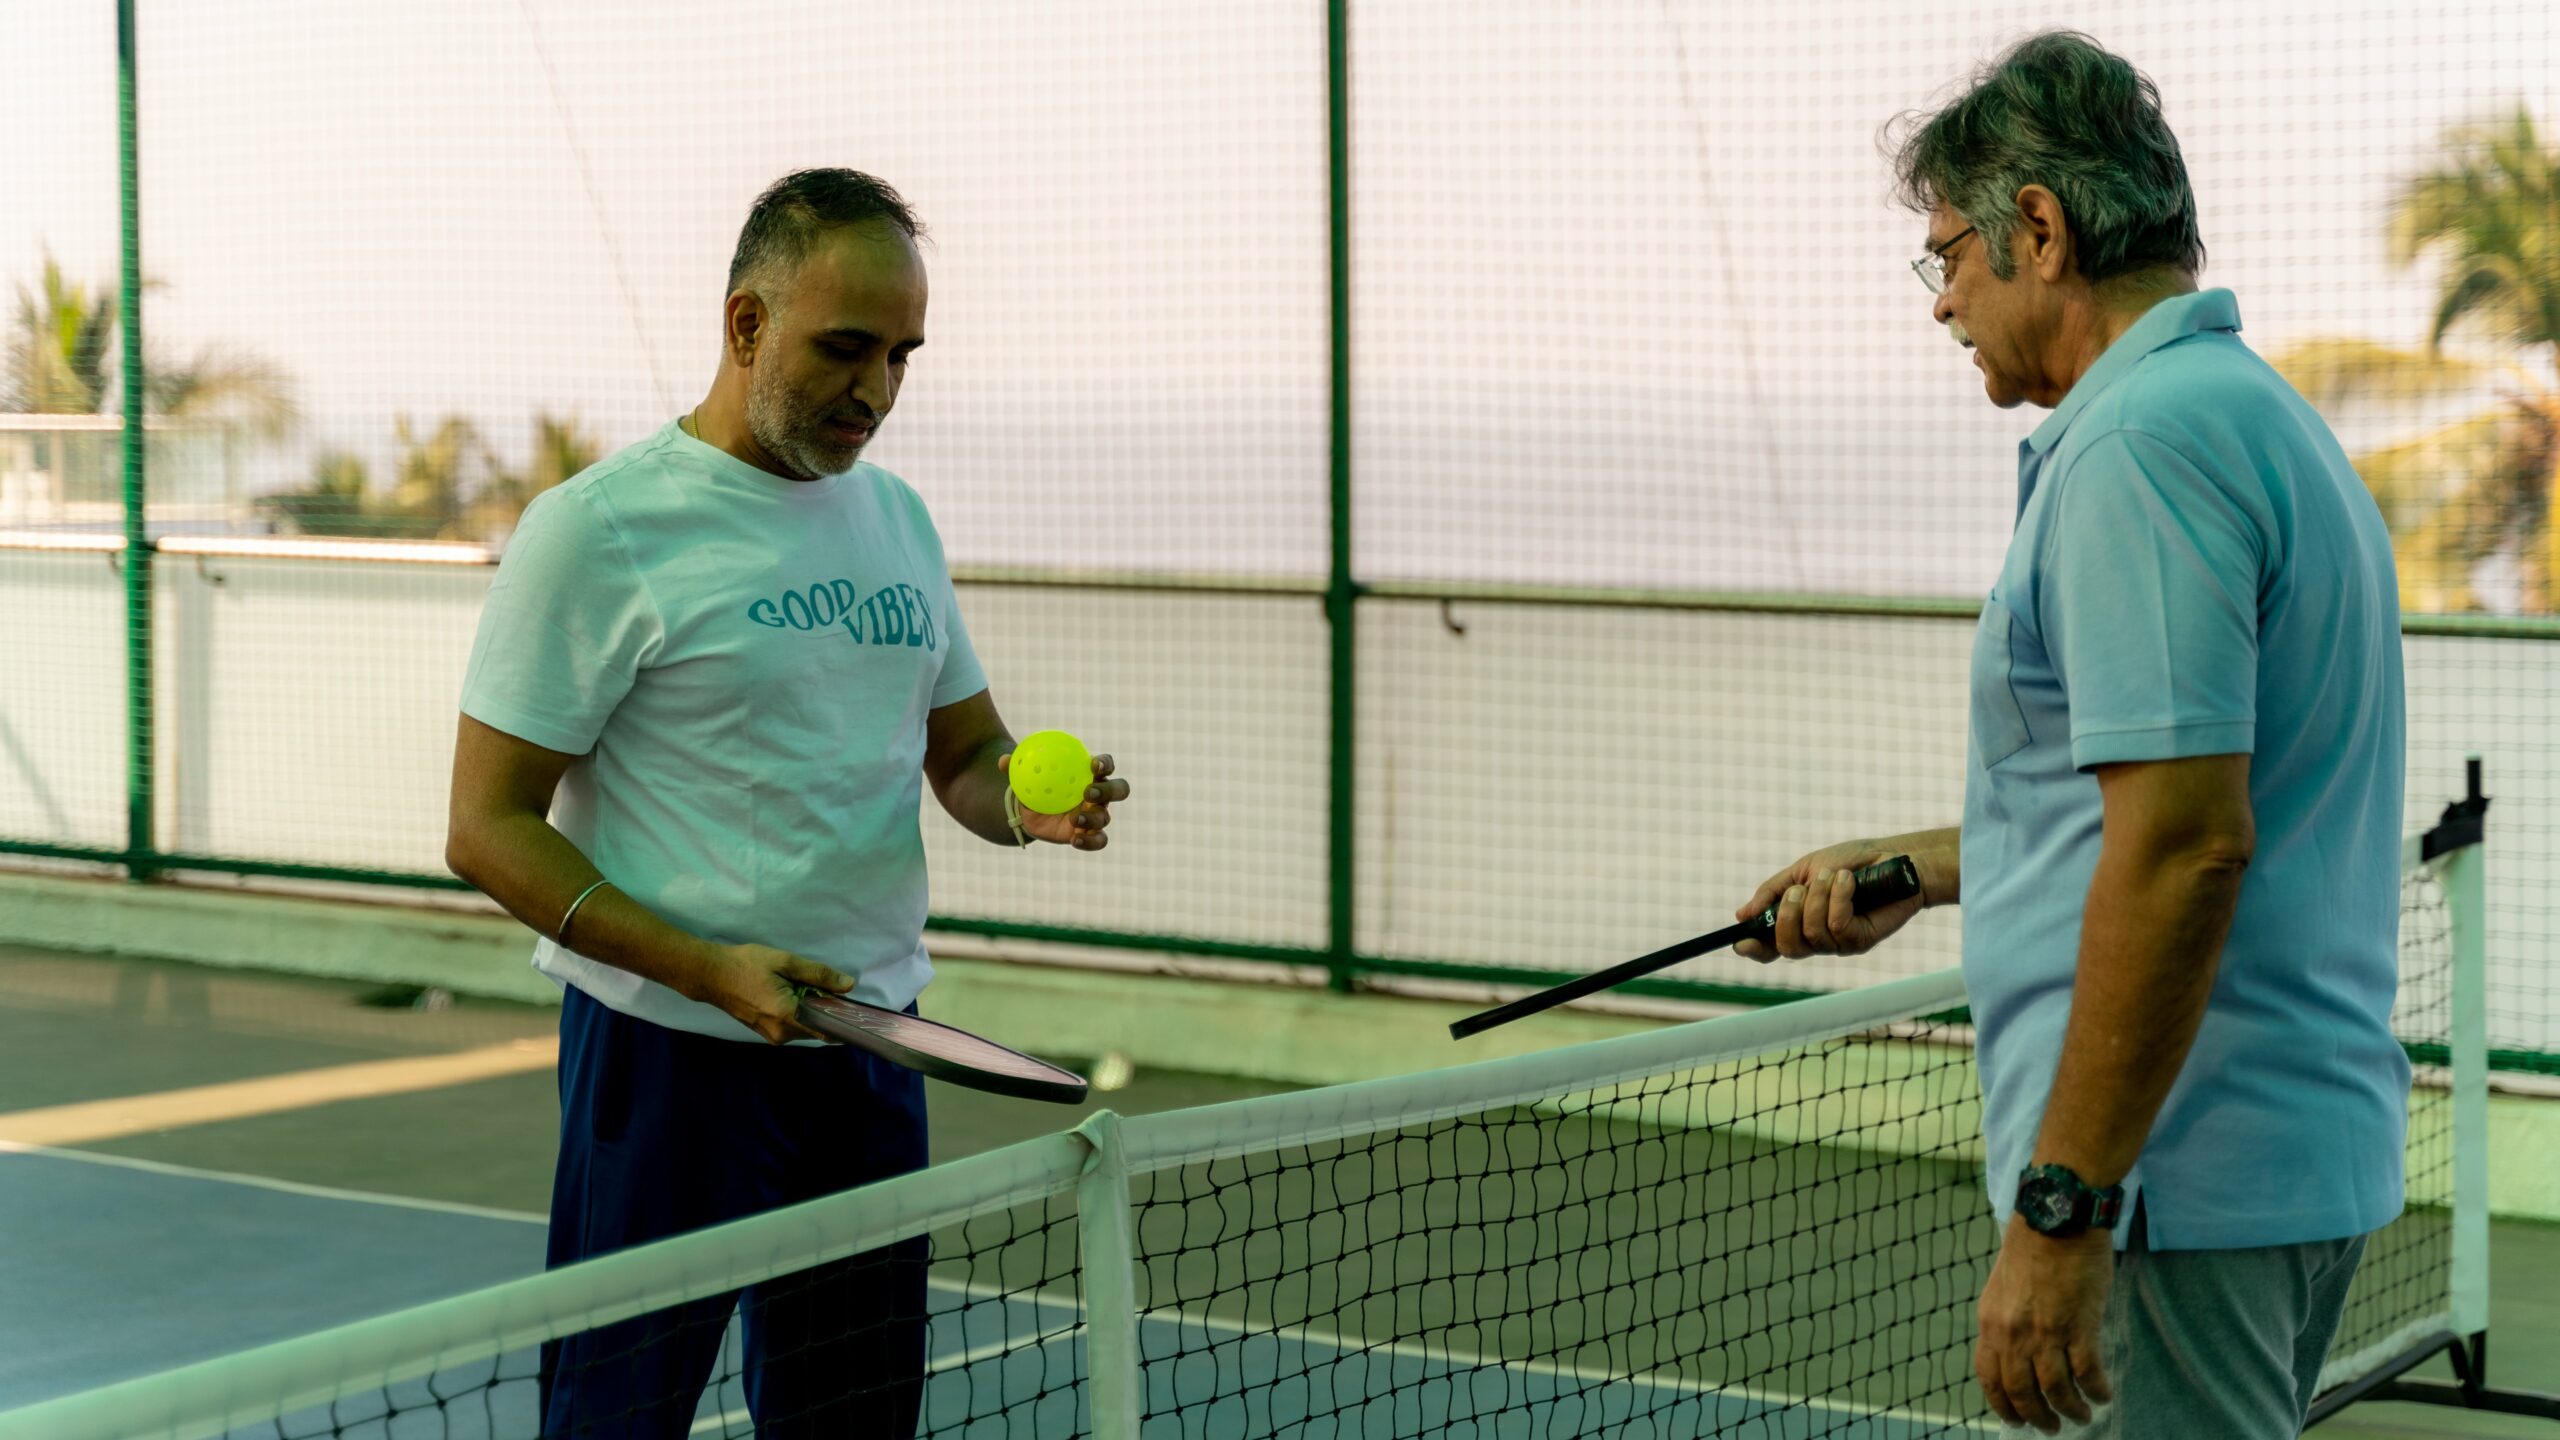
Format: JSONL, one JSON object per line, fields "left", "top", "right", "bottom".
{"left": 2014, "top": 185, "right": 2075, "bottom": 285}
{"left": 725, "top": 291, "right": 766, "bottom": 366}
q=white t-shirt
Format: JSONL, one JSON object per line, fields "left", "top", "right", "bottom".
{"left": 459, "top": 420, "right": 987, "bottom": 1041}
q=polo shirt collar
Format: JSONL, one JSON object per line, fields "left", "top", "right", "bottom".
{"left": 2024, "top": 287, "right": 2241, "bottom": 456}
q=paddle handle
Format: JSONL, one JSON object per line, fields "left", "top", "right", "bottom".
{"left": 1448, "top": 855, "right": 1921, "bottom": 1040}
{"left": 1737, "top": 854, "right": 1923, "bottom": 946}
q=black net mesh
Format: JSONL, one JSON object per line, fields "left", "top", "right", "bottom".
{"left": 227, "top": 1192, "right": 1082, "bottom": 1440}
{"left": 2325, "top": 857, "right": 2458, "bottom": 1381}
{"left": 1127, "top": 1020, "right": 1995, "bottom": 1437}
{"left": 0, "top": 842, "right": 2475, "bottom": 1440}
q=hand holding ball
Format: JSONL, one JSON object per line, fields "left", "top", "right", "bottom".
{"left": 1007, "top": 730, "right": 1094, "bottom": 815}
{"left": 1001, "top": 730, "right": 1126, "bottom": 853}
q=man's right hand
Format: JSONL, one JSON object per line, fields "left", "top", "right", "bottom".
{"left": 1731, "top": 830, "right": 1956, "bottom": 962}
{"left": 689, "top": 943, "right": 857, "bottom": 1045}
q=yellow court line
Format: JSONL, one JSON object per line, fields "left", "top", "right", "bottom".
{"left": 0, "top": 1039, "right": 558, "bottom": 1147}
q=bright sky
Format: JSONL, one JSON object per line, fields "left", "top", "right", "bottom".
{"left": 3, "top": 0, "right": 2550, "bottom": 592}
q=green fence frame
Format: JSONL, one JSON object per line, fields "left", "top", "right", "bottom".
{"left": 117, "top": 0, "right": 155, "bottom": 883}
{"left": 5, "top": 5, "right": 2558, "bottom": 1078}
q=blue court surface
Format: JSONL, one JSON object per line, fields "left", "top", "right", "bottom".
{"left": 236, "top": 1287, "right": 1983, "bottom": 1439}
{"left": 2, "top": 1144, "right": 1987, "bottom": 1439}
{"left": 0, "top": 1146, "right": 543, "bottom": 1412}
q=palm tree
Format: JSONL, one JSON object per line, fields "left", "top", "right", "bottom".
{"left": 262, "top": 412, "right": 598, "bottom": 541}
{"left": 524, "top": 411, "right": 601, "bottom": 495}
{"left": 2272, "top": 107, "right": 2560, "bottom": 614}
{"left": 464, "top": 410, "right": 600, "bottom": 541}
{"left": 385, "top": 413, "right": 497, "bottom": 539}
{"left": 9, "top": 250, "right": 300, "bottom": 517}
{"left": 5, "top": 253, "right": 116, "bottom": 415}
{"left": 256, "top": 449, "right": 372, "bottom": 536}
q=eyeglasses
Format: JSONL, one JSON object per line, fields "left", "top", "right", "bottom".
{"left": 1913, "top": 226, "right": 1976, "bottom": 295}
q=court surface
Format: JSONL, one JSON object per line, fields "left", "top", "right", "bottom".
{"left": 1, "top": 944, "right": 2552, "bottom": 1437}
{"left": 0, "top": 1148, "right": 1987, "bottom": 1439}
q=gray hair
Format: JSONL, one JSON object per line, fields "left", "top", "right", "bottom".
{"left": 726, "top": 168, "right": 926, "bottom": 303}
{"left": 1887, "top": 32, "right": 2204, "bottom": 285}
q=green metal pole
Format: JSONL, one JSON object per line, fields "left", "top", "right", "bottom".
{"left": 1323, "top": 0, "right": 1357, "bottom": 992}
{"left": 118, "top": 0, "right": 157, "bottom": 881}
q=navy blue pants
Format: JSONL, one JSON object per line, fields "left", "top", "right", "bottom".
{"left": 539, "top": 985, "right": 931, "bottom": 1439}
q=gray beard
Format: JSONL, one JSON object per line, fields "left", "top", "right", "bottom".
{"left": 745, "top": 380, "right": 860, "bottom": 480}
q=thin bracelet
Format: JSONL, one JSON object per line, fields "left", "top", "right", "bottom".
{"left": 1004, "top": 789, "right": 1034, "bottom": 848}
{"left": 558, "top": 878, "right": 614, "bottom": 945}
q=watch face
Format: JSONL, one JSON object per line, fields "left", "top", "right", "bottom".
{"left": 2020, "top": 1176, "right": 2073, "bottom": 1230}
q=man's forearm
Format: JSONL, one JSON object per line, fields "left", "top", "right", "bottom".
{"left": 1887, "top": 825, "right": 1964, "bottom": 907}
{"left": 448, "top": 813, "right": 722, "bottom": 998}
{"left": 2029, "top": 845, "right": 2247, "bottom": 1187}
{"left": 938, "top": 736, "right": 1022, "bottom": 846}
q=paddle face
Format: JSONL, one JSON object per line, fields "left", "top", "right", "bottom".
{"left": 797, "top": 993, "right": 1089, "bottom": 1105}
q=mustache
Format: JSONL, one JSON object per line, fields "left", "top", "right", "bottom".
{"left": 1947, "top": 321, "right": 1972, "bottom": 349}
{"left": 825, "top": 404, "right": 882, "bottom": 429}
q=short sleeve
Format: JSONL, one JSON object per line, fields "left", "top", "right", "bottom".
{"left": 880, "top": 471, "right": 987, "bottom": 708}
{"left": 932, "top": 577, "right": 988, "bottom": 707}
{"left": 2040, "top": 430, "right": 2262, "bottom": 770}
{"left": 460, "top": 488, "right": 661, "bottom": 754}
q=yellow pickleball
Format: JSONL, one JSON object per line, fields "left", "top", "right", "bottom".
{"left": 1008, "top": 730, "right": 1093, "bottom": 816}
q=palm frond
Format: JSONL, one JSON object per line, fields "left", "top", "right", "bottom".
{"left": 2267, "top": 337, "right": 2498, "bottom": 408}
{"left": 2349, "top": 410, "right": 2517, "bottom": 530}
{"left": 387, "top": 413, "right": 505, "bottom": 539}
{"left": 2429, "top": 254, "right": 2544, "bottom": 351}
{"left": 2535, "top": 449, "right": 2560, "bottom": 613}
{"left": 147, "top": 344, "right": 299, "bottom": 442}
{"left": 8, "top": 252, "right": 117, "bottom": 414}
{"left": 2388, "top": 107, "right": 2560, "bottom": 352}
{"left": 526, "top": 410, "right": 601, "bottom": 492}
{"left": 2351, "top": 401, "right": 2555, "bottom": 613}
{"left": 2389, "top": 512, "right": 2484, "bottom": 613}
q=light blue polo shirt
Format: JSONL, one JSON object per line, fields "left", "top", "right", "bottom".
{"left": 1961, "top": 289, "right": 2408, "bottom": 1251}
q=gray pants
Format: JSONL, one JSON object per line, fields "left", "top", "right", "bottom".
{"left": 2003, "top": 1207, "right": 2369, "bottom": 1438}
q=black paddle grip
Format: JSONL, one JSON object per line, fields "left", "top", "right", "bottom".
{"left": 1445, "top": 853, "right": 1927, "bottom": 1042}
{"left": 1742, "top": 854, "right": 1923, "bottom": 942}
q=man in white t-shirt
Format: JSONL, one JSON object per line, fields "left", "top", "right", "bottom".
{"left": 444, "top": 168, "right": 1128, "bottom": 1438}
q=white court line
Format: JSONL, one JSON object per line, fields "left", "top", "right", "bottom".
{"left": 0, "top": 1147, "right": 1086, "bottom": 1315}
{"left": 925, "top": 1273, "right": 1082, "bottom": 1313}
{"left": 1121, "top": 1304, "right": 2001, "bottom": 1434}
{"left": 863, "top": 1276, "right": 1998, "bottom": 1436}
{"left": 0, "top": 1139, "right": 550, "bottom": 1226}
{"left": 0, "top": 1039, "right": 557, "bottom": 1146}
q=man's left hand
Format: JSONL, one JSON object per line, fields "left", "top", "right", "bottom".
{"left": 1002, "top": 752, "right": 1130, "bottom": 851}
{"left": 1976, "top": 1215, "right": 2115, "bottom": 1432}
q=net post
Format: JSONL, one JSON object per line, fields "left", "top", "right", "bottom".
{"left": 1072, "top": 1110, "right": 1143, "bottom": 1438}
{"left": 2445, "top": 774, "right": 2490, "bottom": 1339}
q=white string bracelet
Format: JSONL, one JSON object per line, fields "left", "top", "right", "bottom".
{"left": 558, "top": 878, "right": 614, "bottom": 945}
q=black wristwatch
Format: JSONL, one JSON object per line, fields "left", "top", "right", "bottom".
{"left": 2014, "top": 1164, "right": 2125, "bottom": 1238}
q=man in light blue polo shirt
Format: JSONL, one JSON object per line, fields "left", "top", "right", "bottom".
{"left": 1732, "top": 32, "right": 2406, "bottom": 1438}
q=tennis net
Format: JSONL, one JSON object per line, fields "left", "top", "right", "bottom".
{"left": 0, "top": 825, "right": 2483, "bottom": 1439}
